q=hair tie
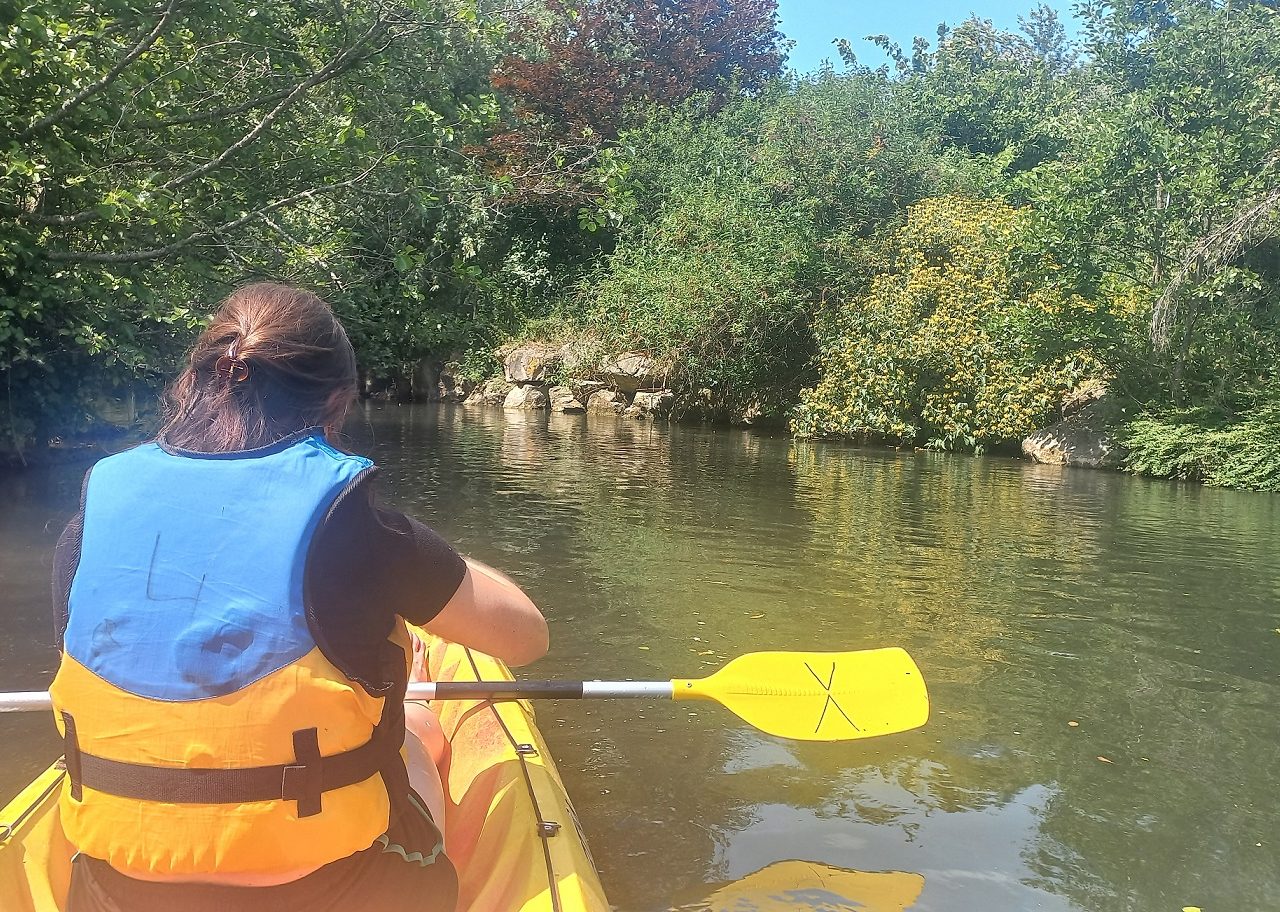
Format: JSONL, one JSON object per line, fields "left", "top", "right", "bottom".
{"left": 214, "top": 340, "right": 252, "bottom": 383}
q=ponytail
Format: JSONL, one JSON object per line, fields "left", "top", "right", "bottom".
{"left": 160, "top": 282, "right": 358, "bottom": 452}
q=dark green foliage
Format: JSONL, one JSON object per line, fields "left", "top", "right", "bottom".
{"left": 4, "top": 0, "right": 1280, "bottom": 490}
{"left": 2, "top": 0, "right": 508, "bottom": 454}
{"left": 1124, "top": 397, "right": 1280, "bottom": 491}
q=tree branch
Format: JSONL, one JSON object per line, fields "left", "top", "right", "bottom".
{"left": 19, "top": 0, "right": 181, "bottom": 140}
{"left": 24, "top": 16, "right": 384, "bottom": 228}
{"left": 44, "top": 157, "right": 389, "bottom": 264}
{"left": 161, "top": 20, "right": 383, "bottom": 193}
{"left": 134, "top": 84, "right": 297, "bottom": 129}
{"left": 261, "top": 215, "right": 349, "bottom": 290}
{"left": 1151, "top": 185, "right": 1280, "bottom": 350}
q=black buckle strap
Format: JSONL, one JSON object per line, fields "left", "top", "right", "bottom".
{"left": 282, "top": 728, "right": 324, "bottom": 817}
{"left": 61, "top": 712, "right": 83, "bottom": 801}
{"left": 60, "top": 713, "right": 395, "bottom": 818}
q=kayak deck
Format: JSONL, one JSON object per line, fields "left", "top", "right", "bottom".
{"left": 0, "top": 634, "right": 608, "bottom": 912}
{"left": 426, "top": 636, "right": 607, "bottom": 912}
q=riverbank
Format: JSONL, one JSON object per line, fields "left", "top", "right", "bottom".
{"left": 443, "top": 341, "right": 1276, "bottom": 492}
{"left": 4, "top": 341, "right": 1277, "bottom": 494}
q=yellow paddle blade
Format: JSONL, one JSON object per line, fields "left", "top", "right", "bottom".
{"left": 672, "top": 648, "right": 928, "bottom": 741}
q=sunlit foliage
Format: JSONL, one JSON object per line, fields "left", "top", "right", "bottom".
{"left": 1123, "top": 400, "right": 1280, "bottom": 491}
{"left": 576, "top": 73, "right": 940, "bottom": 417}
{"left": 1, "top": 0, "right": 506, "bottom": 451}
{"left": 794, "top": 197, "right": 1098, "bottom": 450}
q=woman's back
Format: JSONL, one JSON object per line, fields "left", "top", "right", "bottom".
{"left": 51, "top": 282, "right": 544, "bottom": 911}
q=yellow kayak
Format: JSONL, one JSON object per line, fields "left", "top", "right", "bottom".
{"left": 0, "top": 634, "right": 609, "bottom": 912}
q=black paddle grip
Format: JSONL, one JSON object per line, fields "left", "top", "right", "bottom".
{"left": 432, "top": 681, "right": 585, "bottom": 700}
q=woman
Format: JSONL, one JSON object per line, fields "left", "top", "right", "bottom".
{"left": 49, "top": 281, "right": 548, "bottom": 911}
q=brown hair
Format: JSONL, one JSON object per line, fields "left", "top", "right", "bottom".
{"left": 159, "top": 282, "right": 358, "bottom": 452}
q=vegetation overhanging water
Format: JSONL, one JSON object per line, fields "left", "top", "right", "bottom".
{"left": 5, "top": 0, "right": 1280, "bottom": 489}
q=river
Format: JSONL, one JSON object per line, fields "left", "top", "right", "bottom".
{"left": 2, "top": 403, "right": 1278, "bottom": 911}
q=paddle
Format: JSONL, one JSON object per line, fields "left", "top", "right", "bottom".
{"left": 0, "top": 648, "right": 928, "bottom": 742}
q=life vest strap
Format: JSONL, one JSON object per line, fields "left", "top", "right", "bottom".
{"left": 61, "top": 712, "right": 84, "bottom": 801}
{"left": 60, "top": 713, "right": 394, "bottom": 818}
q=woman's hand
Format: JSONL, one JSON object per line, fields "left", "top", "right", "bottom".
{"left": 424, "top": 558, "right": 549, "bottom": 666}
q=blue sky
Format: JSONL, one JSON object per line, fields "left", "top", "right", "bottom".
{"left": 774, "top": 1, "right": 1082, "bottom": 73}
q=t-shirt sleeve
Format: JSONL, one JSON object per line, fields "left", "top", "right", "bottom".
{"left": 305, "top": 475, "right": 466, "bottom": 691}
{"left": 364, "top": 505, "right": 468, "bottom": 626}
{"left": 51, "top": 468, "right": 92, "bottom": 647}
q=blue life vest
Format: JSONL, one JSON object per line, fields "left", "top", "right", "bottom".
{"left": 64, "top": 431, "right": 371, "bottom": 700}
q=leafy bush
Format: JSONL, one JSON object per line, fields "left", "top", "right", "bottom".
{"left": 571, "top": 72, "right": 944, "bottom": 417}
{"left": 794, "top": 196, "right": 1099, "bottom": 450}
{"left": 583, "top": 186, "right": 814, "bottom": 415}
{"left": 615, "top": 72, "right": 941, "bottom": 239}
{"left": 1123, "top": 398, "right": 1280, "bottom": 492}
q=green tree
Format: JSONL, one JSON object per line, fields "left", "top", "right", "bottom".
{"left": 578, "top": 72, "right": 941, "bottom": 416}
{"left": 1031, "top": 0, "right": 1280, "bottom": 406}
{"left": 2, "top": 0, "right": 507, "bottom": 454}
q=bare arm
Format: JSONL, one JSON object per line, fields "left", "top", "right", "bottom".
{"left": 424, "top": 557, "right": 549, "bottom": 667}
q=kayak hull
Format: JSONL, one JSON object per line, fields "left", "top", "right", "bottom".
{"left": 0, "top": 634, "right": 608, "bottom": 912}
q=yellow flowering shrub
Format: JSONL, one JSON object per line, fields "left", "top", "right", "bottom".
{"left": 794, "top": 196, "right": 1095, "bottom": 449}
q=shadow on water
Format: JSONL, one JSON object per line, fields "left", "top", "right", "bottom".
{"left": 0, "top": 463, "right": 87, "bottom": 792}
{"left": 2, "top": 403, "right": 1278, "bottom": 911}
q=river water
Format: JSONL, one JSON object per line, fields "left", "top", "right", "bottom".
{"left": 2, "top": 404, "right": 1278, "bottom": 911}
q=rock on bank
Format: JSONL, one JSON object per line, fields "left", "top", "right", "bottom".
{"left": 1022, "top": 385, "right": 1127, "bottom": 469}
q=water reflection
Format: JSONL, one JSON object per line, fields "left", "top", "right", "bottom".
{"left": 2, "top": 404, "right": 1278, "bottom": 911}
{"left": 671, "top": 861, "right": 924, "bottom": 911}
